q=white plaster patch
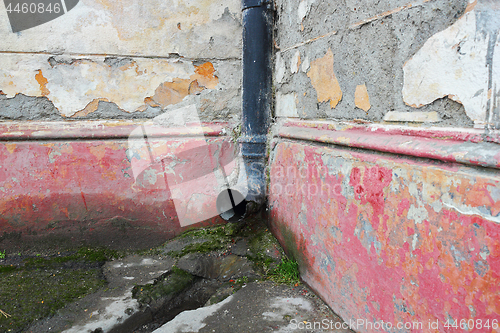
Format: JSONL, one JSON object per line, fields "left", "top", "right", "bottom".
{"left": 402, "top": 1, "right": 500, "bottom": 126}
{"left": 412, "top": 233, "right": 419, "bottom": 251}
{"left": 480, "top": 251, "right": 488, "bottom": 260}
{"left": 407, "top": 182, "right": 429, "bottom": 224}
{"left": 290, "top": 50, "right": 301, "bottom": 74}
{"left": 301, "top": 55, "right": 310, "bottom": 72}
{"left": 384, "top": 111, "right": 442, "bottom": 123}
{"left": 276, "top": 52, "right": 286, "bottom": 84}
{"left": 276, "top": 92, "right": 299, "bottom": 118}
{"left": 297, "top": 0, "right": 316, "bottom": 25}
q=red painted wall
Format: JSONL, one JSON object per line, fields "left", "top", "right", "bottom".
{"left": 269, "top": 121, "right": 500, "bottom": 332}
{"left": 0, "top": 121, "right": 234, "bottom": 250}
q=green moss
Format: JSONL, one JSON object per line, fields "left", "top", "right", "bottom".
{"left": 0, "top": 267, "right": 106, "bottom": 332}
{"left": 132, "top": 267, "right": 194, "bottom": 305}
{"left": 0, "top": 247, "right": 123, "bottom": 332}
{"left": 268, "top": 257, "right": 300, "bottom": 285}
{"left": 165, "top": 224, "right": 241, "bottom": 257}
{"left": 23, "top": 247, "right": 122, "bottom": 269}
{"left": 167, "top": 239, "right": 228, "bottom": 258}
{"left": 0, "top": 265, "right": 16, "bottom": 273}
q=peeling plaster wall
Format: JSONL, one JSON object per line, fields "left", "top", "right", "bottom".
{"left": 403, "top": 0, "right": 500, "bottom": 129}
{"left": 274, "top": 0, "right": 483, "bottom": 127}
{"left": 0, "top": 0, "right": 242, "bottom": 120}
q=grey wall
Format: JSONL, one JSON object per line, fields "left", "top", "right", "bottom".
{"left": 274, "top": 0, "right": 500, "bottom": 129}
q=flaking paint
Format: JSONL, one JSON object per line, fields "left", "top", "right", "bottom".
{"left": 0, "top": 55, "right": 220, "bottom": 117}
{"left": 307, "top": 48, "right": 343, "bottom": 109}
{"left": 269, "top": 136, "right": 500, "bottom": 332}
{"left": 0, "top": 121, "right": 234, "bottom": 249}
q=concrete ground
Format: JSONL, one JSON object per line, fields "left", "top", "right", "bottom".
{"left": 27, "top": 255, "right": 353, "bottom": 333}
{"left": 20, "top": 220, "right": 355, "bottom": 333}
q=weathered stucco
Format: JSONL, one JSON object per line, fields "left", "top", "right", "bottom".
{"left": 274, "top": 0, "right": 475, "bottom": 126}
{"left": 0, "top": 0, "right": 241, "bottom": 58}
{"left": 403, "top": 0, "right": 500, "bottom": 128}
{"left": 0, "top": 0, "right": 242, "bottom": 120}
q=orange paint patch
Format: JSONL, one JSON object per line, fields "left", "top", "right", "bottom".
{"left": 188, "top": 80, "right": 205, "bottom": 95}
{"left": 355, "top": 83, "right": 371, "bottom": 112}
{"left": 150, "top": 62, "right": 219, "bottom": 109}
{"left": 144, "top": 97, "right": 160, "bottom": 108}
{"left": 153, "top": 78, "right": 192, "bottom": 107}
{"left": 307, "top": 49, "right": 342, "bottom": 108}
{"left": 192, "top": 62, "right": 219, "bottom": 89}
{"left": 89, "top": 145, "right": 107, "bottom": 160}
{"left": 71, "top": 98, "right": 109, "bottom": 118}
{"left": 35, "top": 70, "right": 50, "bottom": 96}
{"left": 4, "top": 143, "right": 16, "bottom": 154}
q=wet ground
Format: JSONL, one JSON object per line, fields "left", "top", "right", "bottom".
{"left": 0, "top": 217, "right": 354, "bottom": 333}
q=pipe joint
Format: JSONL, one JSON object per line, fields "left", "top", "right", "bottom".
{"left": 242, "top": 0, "right": 272, "bottom": 10}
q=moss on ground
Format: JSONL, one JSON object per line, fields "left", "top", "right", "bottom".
{"left": 0, "top": 268, "right": 105, "bottom": 332}
{"left": 268, "top": 257, "right": 300, "bottom": 285}
{"left": 0, "top": 247, "right": 122, "bottom": 333}
{"left": 132, "top": 266, "right": 194, "bottom": 305}
{"left": 165, "top": 223, "right": 243, "bottom": 258}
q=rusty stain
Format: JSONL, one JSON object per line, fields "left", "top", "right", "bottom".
{"left": 354, "top": 83, "right": 371, "bottom": 112}
{"left": 35, "top": 70, "right": 49, "bottom": 96}
{"left": 307, "top": 48, "right": 342, "bottom": 108}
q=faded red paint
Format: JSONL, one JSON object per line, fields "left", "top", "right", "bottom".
{"left": 0, "top": 121, "right": 233, "bottom": 250}
{"left": 269, "top": 123, "right": 500, "bottom": 332}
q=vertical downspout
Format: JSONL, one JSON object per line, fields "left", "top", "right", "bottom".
{"left": 217, "top": 0, "right": 273, "bottom": 222}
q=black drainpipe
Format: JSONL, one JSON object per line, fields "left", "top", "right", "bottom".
{"left": 216, "top": 0, "right": 273, "bottom": 222}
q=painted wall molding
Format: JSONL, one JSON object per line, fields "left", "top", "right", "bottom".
{"left": 277, "top": 119, "right": 500, "bottom": 170}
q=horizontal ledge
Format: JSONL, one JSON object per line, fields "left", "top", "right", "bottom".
{"left": 0, "top": 120, "right": 228, "bottom": 141}
{"left": 278, "top": 120, "right": 500, "bottom": 170}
